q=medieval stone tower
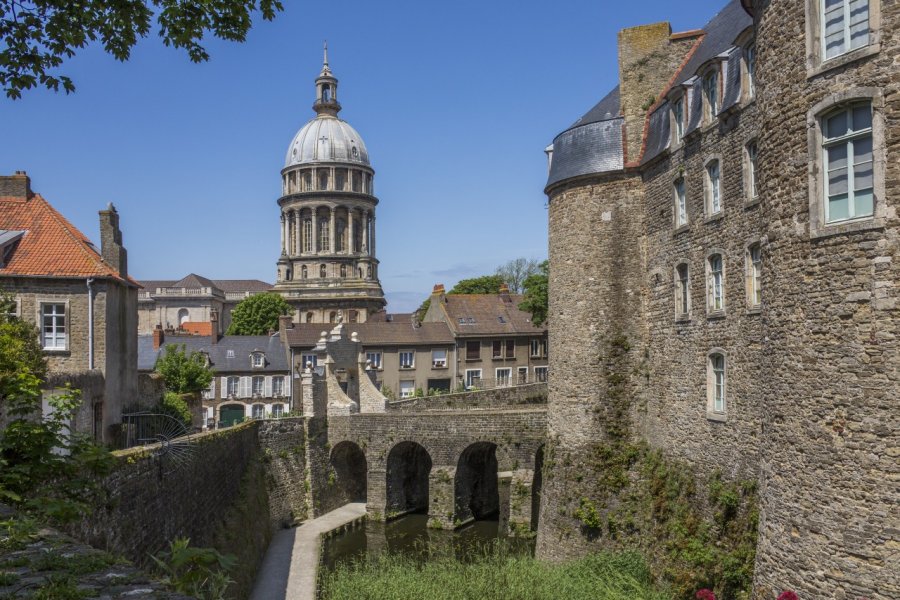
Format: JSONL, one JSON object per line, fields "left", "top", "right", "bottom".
{"left": 274, "top": 46, "right": 386, "bottom": 324}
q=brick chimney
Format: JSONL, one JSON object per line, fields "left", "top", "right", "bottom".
{"left": 210, "top": 309, "right": 219, "bottom": 345}
{"left": 0, "top": 171, "right": 32, "bottom": 199}
{"left": 278, "top": 314, "right": 294, "bottom": 343}
{"left": 98, "top": 203, "right": 128, "bottom": 278}
{"left": 153, "top": 325, "right": 164, "bottom": 350}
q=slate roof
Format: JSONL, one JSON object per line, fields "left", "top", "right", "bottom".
{"left": 138, "top": 333, "right": 289, "bottom": 372}
{"left": 546, "top": 0, "right": 752, "bottom": 185}
{"left": 285, "top": 321, "right": 454, "bottom": 349}
{"left": 137, "top": 276, "right": 273, "bottom": 295}
{"left": 435, "top": 294, "right": 546, "bottom": 337}
{"left": 0, "top": 194, "right": 135, "bottom": 284}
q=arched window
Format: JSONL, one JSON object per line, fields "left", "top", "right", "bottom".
{"left": 707, "top": 351, "right": 727, "bottom": 420}
{"left": 705, "top": 159, "right": 721, "bottom": 215}
{"left": 707, "top": 253, "right": 725, "bottom": 313}
{"left": 367, "top": 265, "right": 372, "bottom": 278}
{"left": 319, "top": 218, "right": 330, "bottom": 251}
{"left": 329, "top": 311, "right": 337, "bottom": 323}
{"left": 349, "top": 310, "right": 358, "bottom": 323}
{"left": 177, "top": 308, "right": 189, "bottom": 326}
{"left": 303, "top": 219, "right": 313, "bottom": 252}
{"left": 675, "top": 263, "right": 690, "bottom": 319}
{"left": 674, "top": 177, "right": 687, "bottom": 227}
{"left": 335, "top": 169, "right": 347, "bottom": 191}
{"left": 336, "top": 219, "right": 346, "bottom": 252}
{"left": 340, "top": 264, "right": 347, "bottom": 278}
{"left": 303, "top": 171, "right": 312, "bottom": 191}
{"left": 746, "top": 244, "right": 762, "bottom": 308}
{"left": 305, "top": 312, "right": 314, "bottom": 323}
{"left": 320, "top": 264, "right": 327, "bottom": 278}
{"left": 301, "top": 265, "right": 307, "bottom": 279}
{"left": 352, "top": 170, "right": 361, "bottom": 192}
{"left": 322, "top": 84, "right": 331, "bottom": 102}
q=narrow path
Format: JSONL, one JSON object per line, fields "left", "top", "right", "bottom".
{"left": 250, "top": 503, "right": 367, "bottom": 600}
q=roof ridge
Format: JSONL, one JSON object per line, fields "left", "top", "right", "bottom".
{"left": 33, "top": 194, "right": 120, "bottom": 280}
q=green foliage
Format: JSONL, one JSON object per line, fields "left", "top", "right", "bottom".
{"left": 0, "top": 0, "right": 284, "bottom": 98}
{"left": 415, "top": 298, "right": 431, "bottom": 322}
{"left": 574, "top": 497, "right": 603, "bottom": 530}
{"left": 518, "top": 260, "right": 549, "bottom": 326}
{"left": 321, "top": 547, "right": 669, "bottom": 600}
{"left": 151, "top": 537, "right": 236, "bottom": 600}
{"left": 30, "top": 575, "right": 92, "bottom": 599}
{"left": 154, "top": 344, "right": 214, "bottom": 394}
{"left": 449, "top": 274, "right": 505, "bottom": 295}
{"left": 379, "top": 384, "right": 395, "bottom": 401}
{"left": 158, "top": 391, "right": 192, "bottom": 427}
{"left": 226, "top": 292, "right": 294, "bottom": 335}
{"left": 495, "top": 258, "right": 543, "bottom": 294}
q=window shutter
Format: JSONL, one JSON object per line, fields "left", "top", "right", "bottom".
{"left": 240, "top": 376, "right": 251, "bottom": 398}
{"left": 265, "top": 376, "right": 272, "bottom": 397}
{"left": 221, "top": 376, "right": 229, "bottom": 397}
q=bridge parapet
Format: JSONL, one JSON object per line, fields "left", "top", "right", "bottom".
{"left": 387, "top": 382, "right": 547, "bottom": 412}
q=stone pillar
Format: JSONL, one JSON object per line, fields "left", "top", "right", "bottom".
{"left": 362, "top": 211, "right": 369, "bottom": 253}
{"left": 370, "top": 214, "right": 376, "bottom": 257}
{"left": 428, "top": 466, "right": 456, "bottom": 529}
{"left": 347, "top": 208, "right": 355, "bottom": 255}
{"left": 508, "top": 469, "right": 534, "bottom": 536}
{"left": 280, "top": 213, "right": 286, "bottom": 255}
{"left": 311, "top": 207, "right": 319, "bottom": 254}
{"left": 497, "top": 471, "right": 512, "bottom": 535}
{"left": 367, "top": 467, "right": 387, "bottom": 521}
{"left": 329, "top": 206, "right": 336, "bottom": 254}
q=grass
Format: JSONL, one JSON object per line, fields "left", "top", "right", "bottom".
{"left": 321, "top": 546, "right": 670, "bottom": 600}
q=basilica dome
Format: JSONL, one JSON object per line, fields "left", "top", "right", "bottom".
{"left": 284, "top": 117, "right": 370, "bottom": 168}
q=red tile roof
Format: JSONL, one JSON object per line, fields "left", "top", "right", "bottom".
{"left": 0, "top": 194, "right": 131, "bottom": 283}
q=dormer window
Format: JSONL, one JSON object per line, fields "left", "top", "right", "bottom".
{"left": 671, "top": 95, "right": 685, "bottom": 144}
{"left": 226, "top": 349, "right": 235, "bottom": 359}
{"left": 252, "top": 352, "right": 265, "bottom": 368}
{"left": 744, "top": 44, "right": 756, "bottom": 100}
{"left": 703, "top": 69, "right": 719, "bottom": 122}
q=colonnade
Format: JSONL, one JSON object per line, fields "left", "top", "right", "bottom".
{"left": 280, "top": 206, "right": 375, "bottom": 257}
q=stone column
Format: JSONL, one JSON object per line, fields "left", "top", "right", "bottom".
{"left": 427, "top": 466, "right": 456, "bottom": 529}
{"left": 367, "top": 467, "right": 387, "bottom": 521}
{"left": 329, "top": 206, "right": 336, "bottom": 254}
{"left": 311, "top": 207, "right": 319, "bottom": 254}
{"left": 348, "top": 208, "right": 355, "bottom": 255}
{"left": 370, "top": 214, "right": 376, "bottom": 257}
{"left": 292, "top": 210, "right": 300, "bottom": 255}
{"left": 362, "top": 211, "right": 369, "bottom": 253}
{"left": 280, "top": 213, "right": 286, "bottom": 255}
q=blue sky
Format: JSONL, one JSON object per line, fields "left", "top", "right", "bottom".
{"left": 0, "top": 0, "right": 727, "bottom": 312}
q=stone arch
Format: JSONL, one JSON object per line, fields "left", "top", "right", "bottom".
{"left": 177, "top": 308, "right": 189, "bottom": 326}
{"left": 531, "top": 444, "right": 544, "bottom": 531}
{"left": 330, "top": 441, "right": 367, "bottom": 503}
{"left": 454, "top": 441, "right": 499, "bottom": 524}
{"left": 386, "top": 441, "right": 432, "bottom": 517}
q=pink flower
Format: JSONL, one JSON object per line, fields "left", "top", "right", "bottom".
{"left": 777, "top": 592, "right": 799, "bottom": 600}
{"left": 695, "top": 590, "right": 716, "bottom": 600}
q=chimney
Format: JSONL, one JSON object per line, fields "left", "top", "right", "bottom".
{"left": 432, "top": 283, "right": 446, "bottom": 298}
{"left": 210, "top": 309, "right": 219, "bottom": 345}
{"left": 499, "top": 282, "right": 512, "bottom": 302}
{"left": 0, "top": 171, "right": 32, "bottom": 199}
{"left": 278, "top": 314, "right": 294, "bottom": 343}
{"left": 98, "top": 203, "right": 128, "bottom": 278}
{"left": 617, "top": 22, "right": 695, "bottom": 162}
{"left": 153, "top": 325, "right": 164, "bottom": 350}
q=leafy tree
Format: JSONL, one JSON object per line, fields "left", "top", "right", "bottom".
{"left": 155, "top": 344, "right": 213, "bottom": 394}
{"left": 226, "top": 292, "right": 293, "bottom": 335}
{"left": 448, "top": 274, "right": 505, "bottom": 295}
{"left": 159, "top": 391, "right": 192, "bottom": 427}
{"left": 495, "top": 258, "right": 542, "bottom": 294}
{"left": 518, "top": 260, "right": 548, "bottom": 326}
{"left": 0, "top": 294, "right": 113, "bottom": 521}
{"left": 0, "top": 0, "right": 284, "bottom": 98}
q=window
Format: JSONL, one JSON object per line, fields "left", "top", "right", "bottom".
{"left": 517, "top": 367, "right": 528, "bottom": 384}
{"left": 320, "top": 264, "right": 327, "bottom": 278}
{"left": 707, "top": 254, "right": 725, "bottom": 313}
{"left": 744, "top": 44, "right": 756, "bottom": 99}
{"left": 676, "top": 263, "right": 691, "bottom": 319}
{"left": 252, "top": 353, "right": 264, "bottom": 368}
{"left": 335, "top": 169, "right": 347, "bottom": 191}
{"left": 301, "top": 265, "right": 308, "bottom": 279}
{"left": 465, "top": 341, "right": 480, "bottom": 361}
{"left": 530, "top": 338, "right": 547, "bottom": 358}
{"left": 823, "top": 0, "right": 870, "bottom": 60}
{"left": 252, "top": 404, "right": 265, "bottom": 419}
{"left": 465, "top": 369, "right": 482, "bottom": 389}
{"left": 492, "top": 340, "right": 502, "bottom": 359}
{"left": 349, "top": 310, "right": 358, "bottom": 323}
{"left": 340, "top": 264, "right": 347, "bottom": 278}
{"left": 336, "top": 220, "right": 346, "bottom": 252}
{"left": 399, "top": 380, "right": 415, "bottom": 398}
{"left": 318, "top": 170, "right": 329, "bottom": 190}
{"left": 745, "top": 141, "right": 759, "bottom": 200}
{"left": 303, "top": 219, "right": 312, "bottom": 252}
{"left": 319, "top": 219, "right": 330, "bottom": 252}
{"left": 747, "top": 244, "right": 762, "bottom": 308}
{"left": 305, "top": 312, "right": 314, "bottom": 323}
{"left": 239, "top": 376, "right": 252, "bottom": 398}
{"left": 352, "top": 171, "right": 361, "bottom": 192}
{"left": 271, "top": 404, "right": 284, "bottom": 418}
{"left": 705, "top": 160, "right": 721, "bottom": 215}
{"left": 227, "top": 376, "right": 239, "bottom": 397}
{"left": 505, "top": 340, "right": 515, "bottom": 359}
{"left": 303, "top": 172, "right": 312, "bottom": 192}
{"left": 823, "top": 103, "right": 873, "bottom": 223}
{"left": 432, "top": 349, "right": 447, "bottom": 368}
{"left": 399, "top": 350, "right": 415, "bottom": 369}
{"left": 703, "top": 68, "right": 719, "bottom": 121}
{"left": 301, "top": 354, "right": 317, "bottom": 369}
{"left": 203, "top": 379, "right": 215, "bottom": 400}
{"left": 707, "top": 351, "right": 727, "bottom": 420}
{"left": 672, "top": 95, "right": 684, "bottom": 143}
{"left": 674, "top": 178, "right": 688, "bottom": 227}
{"left": 272, "top": 376, "right": 285, "bottom": 397}
{"left": 252, "top": 376, "right": 264, "bottom": 397}
{"left": 496, "top": 368, "right": 512, "bottom": 387}
{"left": 41, "top": 303, "right": 66, "bottom": 350}
{"left": 366, "top": 351, "right": 382, "bottom": 369}
{"left": 329, "top": 311, "right": 337, "bottom": 323}
{"left": 226, "top": 349, "right": 235, "bottom": 358}
{"left": 534, "top": 366, "right": 548, "bottom": 383}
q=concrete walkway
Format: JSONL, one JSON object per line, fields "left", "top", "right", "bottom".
{"left": 250, "top": 503, "right": 367, "bottom": 600}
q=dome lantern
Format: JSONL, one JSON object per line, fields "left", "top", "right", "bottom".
{"left": 313, "top": 41, "right": 341, "bottom": 118}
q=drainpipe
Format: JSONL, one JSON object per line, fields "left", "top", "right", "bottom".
{"left": 289, "top": 347, "right": 295, "bottom": 412}
{"left": 86, "top": 278, "right": 95, "bottom": 370}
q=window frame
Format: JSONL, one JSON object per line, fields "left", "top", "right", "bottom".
{"left": 807, "top": 90, "right": 885, "bottom": 239}
{"left": 743, "top": 42, "right": 756, "bottom": 102}
{"left": 706, "top": 349, "right": 728, "bottom": 422}
{"left": 744, "top": 140, "right": 759, "bottom": 203}
{"left": 366, "top": 350, "right": 383, "bottom": 370}
{"left": 746, "top": 243, "right": 763, "bottom": 310}
{"left": 674, "top": 261, "right": 692, "bottom": 321}
{"left": 495, "top": 367, "right": 512, "bottom": 388}
{"left": 674, "top": 177, "right": 688, "bottom": 229}
{"left": 39, "top": 300, "right": 68, "bottom": 351}
{"left": 399, "top": 349, "right": 415, "bottom": 370}
{"left": 517, "top": 366, "right": 528, "bottom": 384}
{"left": 704, "top": 157, "right": 723, "bottom": 218}
{"left": 492, "top": 340, "right": 503, "bottom": 360}
{"left": 300, "top": 354, "right": 318, "bottom": 370}
{"left": 251, "top": 375, "right": 265, "bottom": 397}
{"left": 671, "top": 93, "right": 685, "bottom": 145}
{"left": 701, "top": 66, "right": 720, "bottom": 124}
{"left": 251, "top": 352, "right": 265, "bottom": 368}
{"left": 226, "top": 376, "right": 240, "bottom": 398}
{"left": 706, "top": 251, "right": 726, "bottom": 316}
{"left": 534, "top": 366, "right": 548, "bottom": 383}
{"left": 399, "top": 379, "right": 415, "bottom": 399}
{"left": 432, "top": 348, "right": 448, "bottom": 369}
{"left": 464, "top": 369, "right": 482, "bottom": 390}
{"left": 272, "top": 376, "right": 285, "bottom": 397}
{"left": 465, "top": 340, "right": 480, "bottom": 361}
{"left": 805, "top": 0, "right": 880, "bottom": 77}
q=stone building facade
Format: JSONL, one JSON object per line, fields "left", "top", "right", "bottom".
{"left": 273, "top": 47, "right": 386, "bottom": 323}
{"left": 541, "top": 0, "right": 897, "bottom": 596}
{"left": 137, "top": 274, "right": 272, "bottom": 335}
{"left": 0, "top": 172, "right": 139, "bottom": 444}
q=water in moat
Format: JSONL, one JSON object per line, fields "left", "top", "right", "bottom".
{"left": 321, "top": 514, "right": 535, "bottom": 572}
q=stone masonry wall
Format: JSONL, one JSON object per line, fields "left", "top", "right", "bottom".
{"left": 387, "top": 382, "right": 547, "bottom": 412}
{"left": 258, "top": 418, "right": 310, "bottom": 527}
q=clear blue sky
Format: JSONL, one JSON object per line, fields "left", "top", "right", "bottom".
{"left": 0, "top": 0, "right": 727, "bottom": 312}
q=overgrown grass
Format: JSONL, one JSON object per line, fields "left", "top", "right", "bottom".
{"left": 321, "top": 547, "right": 670, "bottom": 600}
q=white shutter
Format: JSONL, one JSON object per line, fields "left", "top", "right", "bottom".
{"left": 221, "top": 376, "right": 229, "bottom": 397}
{"left": 265, "top": 376, "right": 273, "bottom": 398}
{"left": 240, "top": 376, "right": 251, "bottom": 398}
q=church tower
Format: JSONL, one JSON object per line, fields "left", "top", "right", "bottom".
{"left": 275, "top": 45, "right": 386, "bottom": 324}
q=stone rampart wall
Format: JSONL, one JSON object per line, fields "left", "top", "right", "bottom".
{"left": 386, "top": 383, "right": 547, "bottom": 412}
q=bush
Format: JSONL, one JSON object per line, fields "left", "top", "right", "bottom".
{"left": 151, "top": 537, "right": 236, "bottom": 600}
{"left": 158, "top": 391, "right": 192, "bottom": 428}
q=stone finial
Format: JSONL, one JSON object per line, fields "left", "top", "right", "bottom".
{"left": 351, "top": 331, "right": 359, "bottom": 342}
